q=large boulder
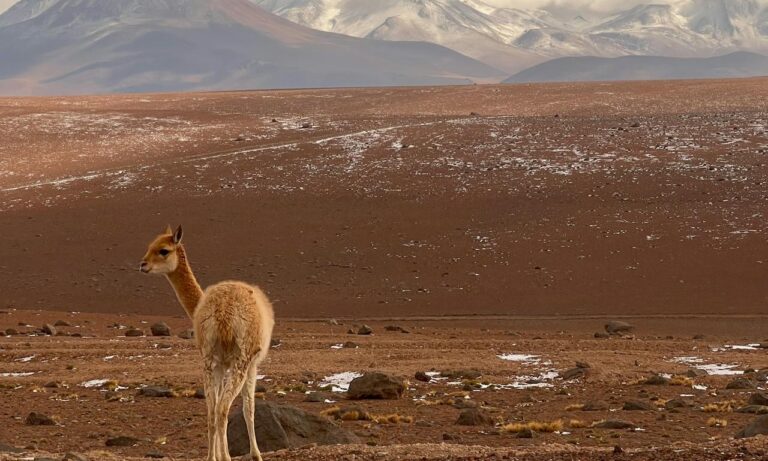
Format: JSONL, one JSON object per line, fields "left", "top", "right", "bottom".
{"left": 737, "top": 415, "right": 768, "bottom": 438}
{"left": 347, "top": 373, "right": 406, "bottom": 400}
{"left": 227, "top": 400, "right": 358, "bottom": 455}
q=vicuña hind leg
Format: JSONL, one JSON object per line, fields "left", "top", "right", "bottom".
{"left": 203, "top": 367, "right": 218, "bottom": 461}
{"left": 241, "top": 359, "right": 263, "bottom": 461}
{"left": 214, "top": 362, "right": 248, "bottom": 461}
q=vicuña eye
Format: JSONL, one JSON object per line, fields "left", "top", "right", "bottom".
{"left": 159, "top": 249, "right": 170, "bottom": 257}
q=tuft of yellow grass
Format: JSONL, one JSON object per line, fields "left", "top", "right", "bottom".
{"left": 565, "top": 403, "right": 585, "bottom": 411}
{"left": 569, "top": 419, "right": 589, "bottom": 429}
{"left": 502, "top": 420, "right": 563, "bottom": 434}
{"left": 702, "top": 401, "right": 738, "bottom": 413}
{"left": 707, "top": 417, "right": 728, "bottom": 427}
{"left": 669, "top": 376, "right": 694, "bottom": 387}
{"left": 372, "top": 414, "right": 414, "bottom": 424}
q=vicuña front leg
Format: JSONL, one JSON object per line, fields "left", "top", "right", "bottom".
{"left": 241, "top": 359, "right": 263, "bottom": 461}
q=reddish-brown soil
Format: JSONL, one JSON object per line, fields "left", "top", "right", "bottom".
{"left": 2, "top": 79, "right": 768, "bottom": 459}
{"left": 1, "top": 310, "right": 768, "bottom": 460}
{"left": 1, "top": 79, "right": 768, "bottom": 318}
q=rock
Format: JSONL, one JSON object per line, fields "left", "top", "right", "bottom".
{"left": 41, "top": 324, "right": 57, "bottom": 336}
{"left": 693, "top": 334, "right": 705, "bottom": 340}
{"left": 516, "top": 428, "right": 534, "bottom": 438}
{"left": 665, "top": 399, "right": 692, "bottom": 410}
{"left": 270, "top": 338, "right": 281, "bottom": 348}
{"left": 0, "top": 331, "right": 5, "bottom": 336}
{"left": 582, "top": 401, "right": 610, "bottom": 411}
{"left": 105, "top": 436, "right": 139, "bottom": 447}
{"left": 605, "top": 321, "right": 634, "bottom": 335}
{"left": 304, "top": 392, "right": 331, "bottom": 403}
{"left": 24, "top": 412, "right": 57, "bottom": 426}
{"left": 194, "top": 388, "right": 206, "bottom": 399}
{"left": 62, "top": 453, "right": 89, "bottom": 461}
{"left": 685, "top": 368, "right": 707, "bottom": 378}
{"left": 149, "top": 322, "right": 171, "bottom": 337}
{"left": 737, "top": 405, "right": 768, "bottom": 415}
{"left": 414, "top": 371, "right": 431, "bottom": 383}
{"left": 0, "top": 443, "right": 23, "bottom": 454}
{"left": 138, "top": 386, "right": 176, "bottom": 398}
{"left": 43, "top": 381, "right": 62, "bottom": 388}
{"left": 561, "top": 367, "right": 587, "bottom": 381}
{"left": 455, "top": 408, "right": 493, "bottom": 426}
{"left": 726, "top": 377, "right": 755, "bottom": 390}
{"left": 5, "top": 328, "right": 18, "bottom": 335}
{"left": 749, "top": 393, "right": 768, "bottom": 406}
{"left": 342, "top": 341, "right": 358, "bottom": 349}
{"left": 227, "top": 400, "right": 359, "bottom": 455}
{"left": 144, "top": 452, "right": 165, "bottom": 459}
{"left": 623, "top": 400, "right": 653, "bottom": 411}
{"left": 442, "top": 433, "right": 457, "bottom": 441}
{"left": 384, "top": 325, "right": 410, "bottom": 333}
{"left": 328, "top": 319, "right": 339, "bottom": 326}
{"left": 593, "top": 420, "right": 635, "bottom": 429}
{"left": 643, "top": 375, "right": 670, "bottom": 385}
{"left": 737, "top": 415, "right": 768, "bottom": 438}
{"left": 347, "top": 373, "right": 406, "bottom": 400}
{"left": 594, "top": 332, "right": 610, "bottom": 339}
{"left": 33, "top": 457, "right": 57, "bottom": 461}
{"left": 575, "top": 361, "right": 591, "bottom": 369}
{"left": 178, "top": 329, "right": 194, "bottom": 340}
{"left": 125, "top": 328, "right": 144, "bottom": 337}
{"left": 755, "top": 370, "right": 768, "bottom": 382}
{"left": 357, "top": 325, "right": 373, "bottom": 335}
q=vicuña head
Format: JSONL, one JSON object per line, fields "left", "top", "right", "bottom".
{"left": 140, "top": 225, "right": 184, "bottom": 274}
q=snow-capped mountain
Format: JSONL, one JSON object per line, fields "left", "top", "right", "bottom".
{"left": 0, "top": 0, "right": 501, "bottom": 96}
{"left": 254, "top": 0, "right": 768, "bottom": 73}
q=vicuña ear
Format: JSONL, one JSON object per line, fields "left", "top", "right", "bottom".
{"left": 173, "top": 225, "right": 184, "bottom": 244}
{"left": 164, "top": 224, "right": 173, "bottom": 235}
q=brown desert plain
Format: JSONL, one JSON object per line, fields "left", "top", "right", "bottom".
{"left": 2, "top": 79, "right": 768, "bottom": 460}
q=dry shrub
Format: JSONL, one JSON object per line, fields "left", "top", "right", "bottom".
{"left": 502, "top": 420, "right": 563, "bottom": 434}
{"left": 372, "top": 414, "right": 414, "bottom": 424}
{"left": 669, "top": 376, "right": 694, "bottom": 387}
{"left": 707, "top": 417, "right": 728, "bottom": 427}
{"left": 565, "top": 403, "right": 585, "bottom": 411}
{"left": 702, "top": 401, "right": 739, "bottom": 413}
{"left": 569, "top": 419, "right": 589, "bottom": 429}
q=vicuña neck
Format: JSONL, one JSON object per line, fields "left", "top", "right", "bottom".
{"left": 165, "top": 245, "right": 203, "bottom": 319}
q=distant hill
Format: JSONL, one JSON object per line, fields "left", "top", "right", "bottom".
{"left": 504, "top": 52, "right": 768, "bottom": 84}
{"left": 0, "top": 0, "right": 502, "bottom": 96}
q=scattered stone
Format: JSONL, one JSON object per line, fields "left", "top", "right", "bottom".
{"left": 623, "top": 400, "right": 653, "bottom": 411}
{"left": 357, "top": 325, "right": 373, "bottom": 335}
{"left": 594, "top": 332, "right": 610, "bottom": 339}
{"left": 347, "top": 372, "right": 406, "bottom": 400}
{"left": 726, "top": 377, "right": 755, "bottom": 390}
{"left": 144, "top": 452, "right": 165, "bottom": 459}
{"left": 178, "top": 329, "right": 194, "bottom": 340}
{"left": 105, "top": 436, "right": 139, "bottom": 447}
{"left": 643, "top": 375, "right": 670, "bottom": 385}
{"left": 737, "top": 405, "right": 768, "bottom": 415}
{"left": 54, "top": 320, "right": 72, "bottom": 327}
{"left": 125, "top": 328, "right": 144, "bottom": 337}
{"left": 737, "top": 415, "right": 768, "bottom": 438}
{"left": 301, "top": 122, "right": 313, "bottom": 129}
{"left": 582, "top": 401, "right": 610, "bottom": 411}
{"left": 613, "top": 446, "right": 624, "bottom": 454}
{"left": 138, "top": 386, "right": 177, "bottom": 398}
{"left": 304, "top": 392, "right": 333, "bottom": 403}
{"left": 561, "top": 367, "right": 587, "bottom": 381}
{"left": 686, "top": 368, "right": 707, "bottom": 378}
{"left": 43, "top": 381, "right": 62, "bottom": 388}
{"left": 270, "top": 338, "right": 281, "bottom": 348}
{"left": 194, "top": 388, "right": 206, "bottom": 399}
{"left": 414, "top": 371, "right": 431, "bottom": 383}
{"left": 0, "top": 331, "right": 5, "bottom": 336}
{"left": 516, "top": 428, "right": 534, "bottom": 439}
{"left": 593, "top": 420, "right": 635, "bottom": 429}
{"left": 384, "top": 325, "right": 410, "bottom": 333}
{"left": 693, "top": 334, "right": 705, "bottom": 340}
{"left": 62, "top": 453, "right": 89, "bottom": 461}
{"left": 440, "top": 369, "right": 482, "bottom": 380}
{"left": 749, "top": 393, "right": 768, "bottom": 406}
{"left": 576, "top": 361, "right": 591, "bottom": 369}
{"left": 227, "top": 400, "right": 359, "bottom": 454}
{"left": 455, "top": 408, "right": 493, "bottom": 426}
{"left": 328, "top": 319, "right": 339, "bottom": 326}
{"left": 5, "top": 328, "right": 18, "bottom": 335}
{"left": 605, "top": 321, "right": 634, "bottom": 335}
{"left": 342, "top": 341, "right": 358, "bottom": 349}
{"left": 665, "top": 399, "right": 693, "bottom": 410}
{"left": 24, "top": 412, "right": 57, "bottom": 426}
{"left": 41, "top": 324, "right": 57, "bottom": 336}
{"left": 442, "top": 433, "right": 457, "bottom": 441}
{"left": 149, "top": 322, "right": 171, "bottom": 337}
